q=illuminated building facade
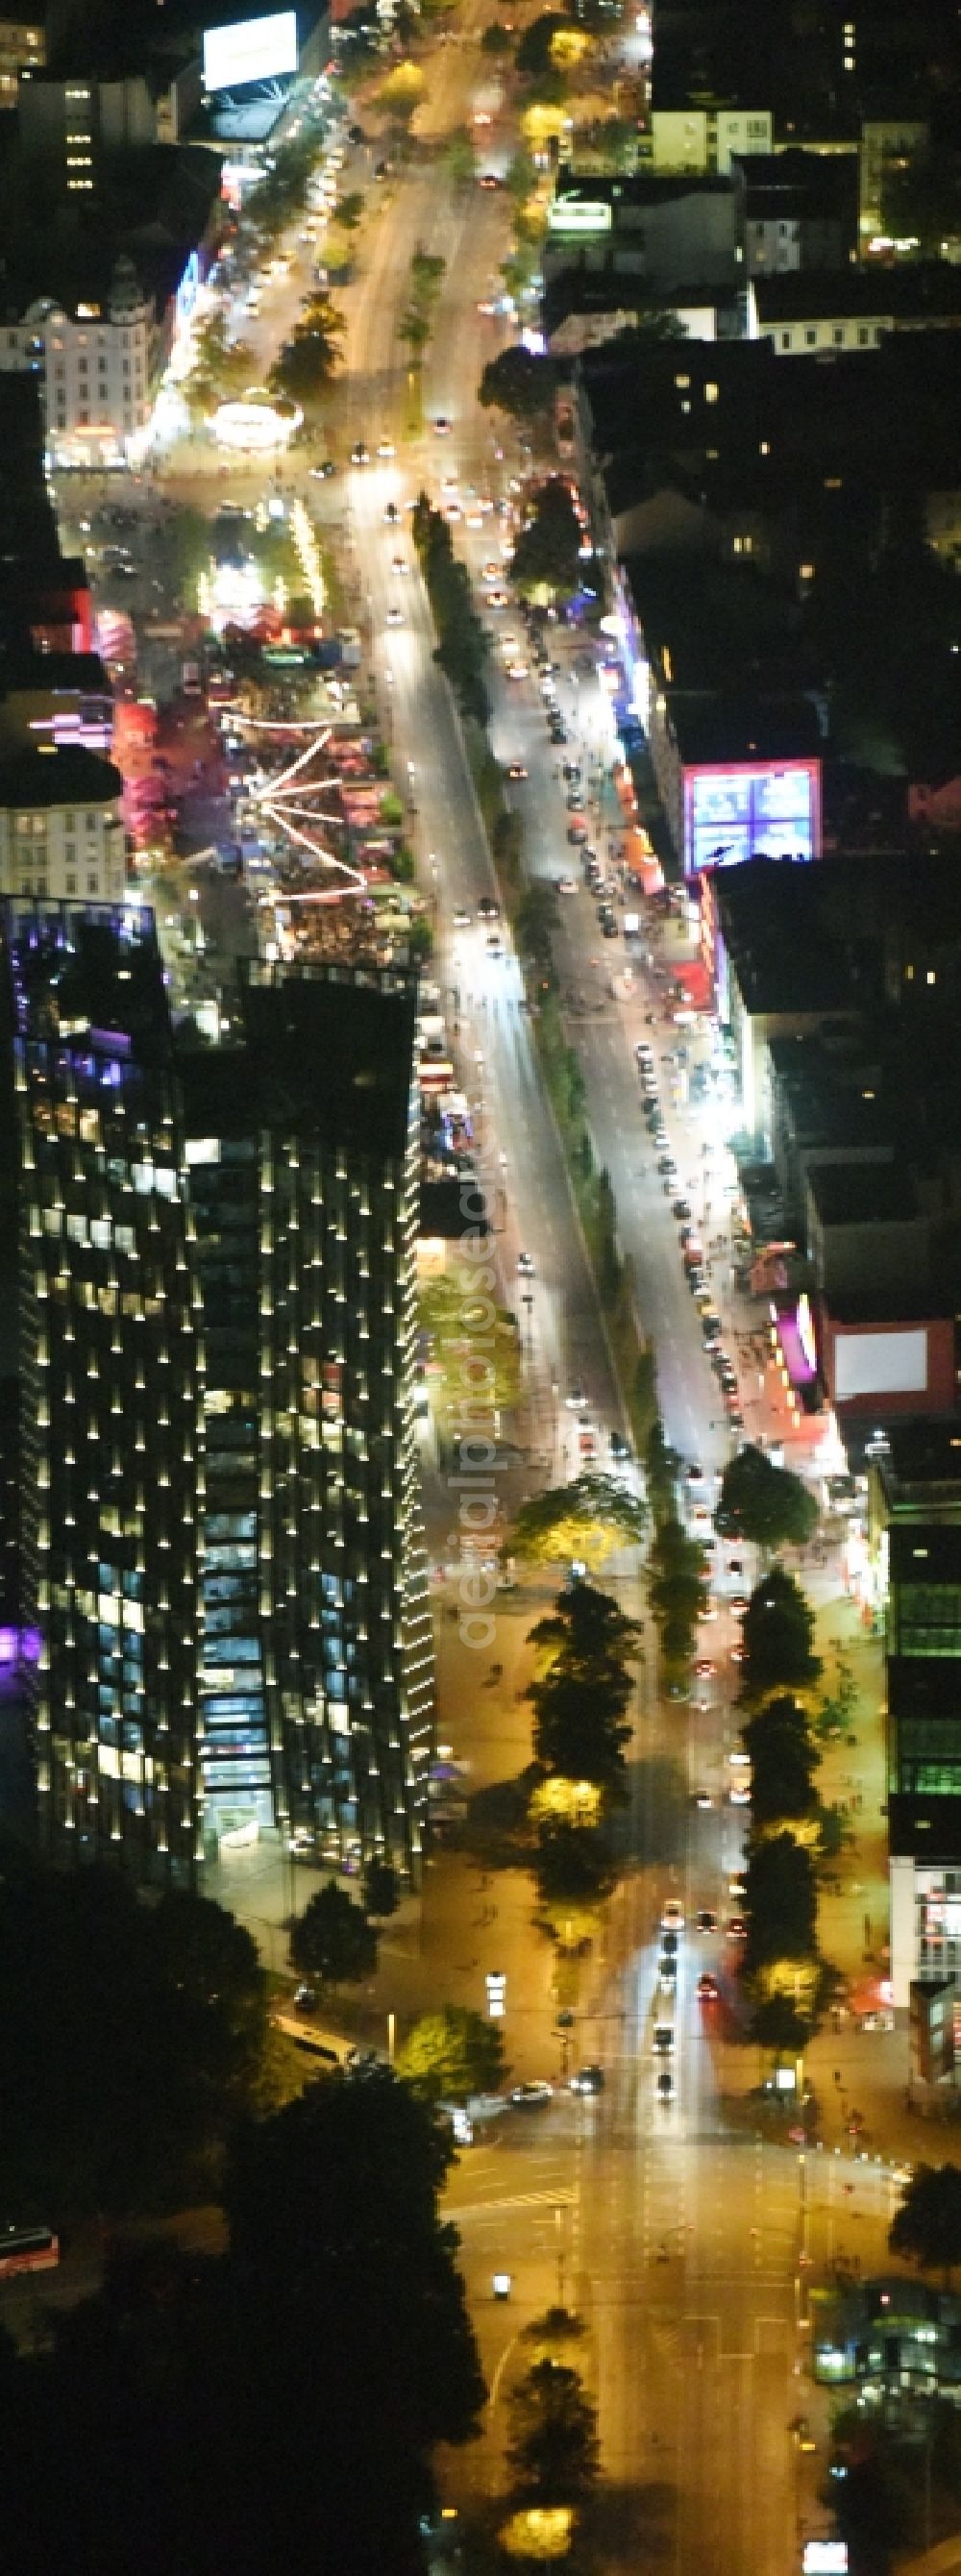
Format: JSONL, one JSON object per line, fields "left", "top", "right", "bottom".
{"left": 0, "top": 900, "right": 204, "bottom": 1881}
{"left": 869, "top": 1425, "right": 961, "bottom": 2010}
{"left": 180, "top": 959, "right": 434, "bottom": 1883}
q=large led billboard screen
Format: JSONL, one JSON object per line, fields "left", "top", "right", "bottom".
{"left": 203, "top": 11, "right": 298, "bottom": 89}
{"left": 683, "top": 757, "right": 821, "bottom": 876}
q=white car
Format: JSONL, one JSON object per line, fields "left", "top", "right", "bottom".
{"left": 391, "top": 555, "right": 408, "bottom": 577}
{"left": 377, "top": 437, "right": 395, "bottom": 458}
{"left": 384, "top": 606, "right": 404, "bottom": 626}
{"left": 555, "top": 876, "right": 578, "bottom": 896}
{"left": 453, "top": 906, "right": 471, "bottom": 928}
{"left": 517, "top": 1251, "right": 535, "bottom": 1276}
{"left": 661, "top": 1898, "right": 684, "bottom": 1932}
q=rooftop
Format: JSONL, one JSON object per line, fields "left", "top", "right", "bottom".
{"left": 666, "top": 689, "right": 823, "bottom": 766}
{"left": 807, "top": 1159, "right": 918, "bottom": 1226}
{"left": 753, "top": 260, "right": 961, "bottom": 324}
{"left": 875, "top": 1420, "right": 961, "bottom": 1505}
{"left": 554, "top": 170, "right": 737, "bottom": 212}
{"left": 0, "top": 744, "right": 122, "bottom": 808}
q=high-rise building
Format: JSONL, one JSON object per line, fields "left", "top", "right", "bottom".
{"left": 181, "top": 957, "right": 434, "bottom": 1884}
{"left": 0, "top": 920, "right": 433, "bottom": 1891}
{"left": 0, "top": 899, "right": 204, "bottom": 1881}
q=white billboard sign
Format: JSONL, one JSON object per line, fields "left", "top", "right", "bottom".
{"left": 203, "top": 11, "right": 298, "bottom": 90}
{"left": 834, "top": 1328, "right": 927, "bottom": 1401}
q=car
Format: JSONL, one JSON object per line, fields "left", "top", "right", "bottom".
{"left": 728, "top": 1749, "right": 751, "bottom": 1769}
{"left": 602, "top": 914, "right": 619, "bottom": 938}
{"left": 695, "top": 1657, "right": 715, "bottom": 1677}
{"left": 293, "top": 1983, "right": 317, "bottom": 2011}
{"left": 549, "top": 724, "right": 568, "bottom": 744}
{"left": 375, "top": 161, "right": 392, "bottom": 179}
{"left": 377, "top": 436, "right": 396, "bottom": 458}
{"left": 727, "top": 1408, "right": 745, "bottom": 1429}
{"left": 555, "top": 876, "right": 578, "bottom": 896}
{"left": 686, "top": 1464, "right": 704, "bottom": 1485}
{"left": 635, "top": 1042, "right": 653, "bottom": 1064}
{"left": 432, "top": 414, "right": 453, "bottom": 434}
{"left": 453, "top": 906, "right": 472, "bottom": 929}
{"left": 391, "top": 554, "right": 408, "bottom": 577}
{"left": 727, "top": 1916, "right": 748, "bottom": 1939}
{"left": 660, "top": 1928, "right": 678, "bottom": 1955}
{"left": 673, "top": 1199, "right": 693, "bottom": 1222}
{"left": 566, "top": 790, "right": 585, "bottom": 811}
{"left": 730, "top": 1642, "right": 746, "bottom": 1664}
{"left": 656, "top": 2068, "right": 675, "bottom": 2100}
{"left": 729, "top": 1594, "right": 749, "bottom": 1615}
{"left": 696, "top": 1909, "right": 718, "bottom": 1934}
{"left": 505, "top": 660, "right": 529, "bottom": 681}
{"left": 793, "top": 2420, "right": 817, "bottom": 2455}
{"left": 507, "top": 761, "right": 528, "bottom": 780}
{"left": 487, "top": 588, "right": 510, "bottom": 608}
{"left": 566, "top": 1383, "right": 587, "bottom": 1409}
{"left": 653, "top": 2024, "right": 675, "bottom": 2055}
{"left": 384, "top": 605, "right": 404, "bottom": 626}
{"left": 383, "top": 501, "right": 400, "bottom": 525}
{"left": 351, "top": 441, "right": 370, "bottom": 465}
{"left": 479, "top": 170, "right": 502, "bottom": 188}
{"left": 661, "top": 1898, "right": 684, "bottom": 1932}
{"left": 729, "top": 1781, "right": 751, "bottom": 1805}
{"left": 570, "top": 2063, "right": 604, "bottom": 2095}
{"left": 509, "top": 2080, "right": 553, "bottom": 2108}
{"left": 478, "top": 896, "right": 500, "bottom": 920}
{"left": 567, "top": 822, "right": 588, "bottom": 846}
{"left": 697, "top": 1973, "right": 719, "bottom": 2000}
{"left": 727, "top": 1557, "right": 745, "bottom": 1577}
{"left": 658, "top": 1952, "right": 678, "bottom": 1983}
{"left": 728, "top": 1876, "right": 747, "bottom": 1902}
{"left": 692, "top": 1788, "right": 713, "bottom": 1808}
{"left": 609, "top": 1430, "right": 630, "bottom": 1459}
{"left": 517, "top": 1251, "right": 535, "bottom": 1276}
{"left": 486, "top": 934, "right": 502, "bottom": 954}
{"left": 656, "top": 1155, "right": 677, "bottom": 1177}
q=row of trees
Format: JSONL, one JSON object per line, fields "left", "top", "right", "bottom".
{"left": 735, "top": 1568, "right": 832, "bottom": 2052}
{"left": 410, "top": 492, "right": 491, "bottom": 724}
{"left": 646, "top": 1502, "right": 708, "bottom": 1692}
{"left": 398, "top": 242, "right": 447, "bottom": 368}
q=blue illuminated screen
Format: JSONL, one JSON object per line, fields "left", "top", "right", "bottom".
{"left": 685, "top": 761, "right": 819, "bottom": 875}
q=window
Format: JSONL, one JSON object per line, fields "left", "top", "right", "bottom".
{"left": 780, "top": 331, "right": 792, "bottom": 350}
{"left": 857, "top": 326, "right": 869, "bottom": 346}
{"left": 87, "top": 875, "right": 99, "bottom": 894}
{"left": 805, "top": 329, "right": 817, "bottom": 346}
{"left": 832, "top": 326, "right": 844, "bottom": 345}
{"left": 65, "top": 875, "right": 77, "bottom": 896}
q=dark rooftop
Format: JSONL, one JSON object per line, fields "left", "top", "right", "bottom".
{"left": 807, "top": 1159, "right": 917, "bottom": 1226}
{"left": 0, "top": 745, "right": 122, "bottom": 807}
{"left": 890, "top": 1524, "right": 961, "bottom": 1587}
{"left": 666, "top": 690, "right": 822, "bottom": 766}
{"left": 182, "top": 964, "right": 418, "bottom": 1164}
{"left": 888, "top": 1793, "right": 961, "bottom": 1860}
{"left": 554, "top": 170, "right": 737, "bottom": 212}
{"left": 753, "top": 260, "right": 961, "bottom": 324}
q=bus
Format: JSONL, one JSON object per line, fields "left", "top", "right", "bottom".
{"left": 0, "top": 2225, "right": 60, "bottom": 2281}
{"left": 271, "top": 2013, "right": 362, "bottom": 2070}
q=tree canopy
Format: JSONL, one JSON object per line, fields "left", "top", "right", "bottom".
{"left": 515, "top": 11, "right": 569, "bottom": 74}
{"left": 0, "top": 2066, "right": 485, "bottom": 2574}
{"left": 506, "top": 2356, "right": 600, "bottom": 2505}
{"left": 738, "top": 1567, "right": 822, "bottom": 1702}
{"left": 0, "top": 1857, "right": 267, "bottom": 2219}
{"left": 714, "top": 1443, "right": 818, "bottom": 1551}
{"left": 742, "top": 1693, "right": 821, "bottom": 1834}
{"left": 526, "top": 1577, "right": 638, "bottom": 1803}
{"left": 268, "top": 295, "right": 343, "bottom": 408}
{"left": 743, "top": 1831, "right": 819, "bottom": 1978}
{"left": 479, "top": 346, "right": 557, "bottom": 421}
{"left": 397, "top": 2005, "right": 506, "bottom": 2104}
{"left": 890, "top": 2163, "right": 961, "bottom": 2287}
{"left": 511, "top": 479, "right": 584, "bottom": 600}
{"left": 288, "top": 1881, "right": 379, "bottom": 1987}
{"left": 509, "top": 1473, "right": 647, "bottom": 1571}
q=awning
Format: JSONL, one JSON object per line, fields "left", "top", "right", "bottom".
{"left": 672, "top": 959, "right": 712, "bottom": 1010}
